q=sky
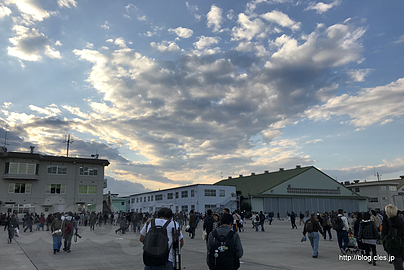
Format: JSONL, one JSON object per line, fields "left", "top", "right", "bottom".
{"left": 0, "top": 0, "right": 403, "bottom": 196}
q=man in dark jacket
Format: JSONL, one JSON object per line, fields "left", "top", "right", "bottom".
{"left": 203, "top": 209, "right": 214, "bottom": 242}
{"left": 4, "top": 214, "right": 19, "bottom": 243}
{"left": 189, "top": 210, "right": 196, "bottom": 239}
{"left": 382, "top": 204, "right": 404, "bottom": 269}
{"left": 303, "top": 213, "right": 324, "bottom": 258}
{"left": 207, "top": 213, "right": 243, "bottom": 270}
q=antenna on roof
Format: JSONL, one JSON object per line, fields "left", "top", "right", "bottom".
{"left": 374, "top": 167, "right": 381, "bottom": 181}
{"left": 63, "top": 134, "right": 73, "bottom": 157}
{"left": 2, "top": 131, "right": 9, "bottom": 149}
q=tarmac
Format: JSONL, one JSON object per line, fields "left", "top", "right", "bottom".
{"left": 0, "top": 219, "right": 395, "bottom": 270}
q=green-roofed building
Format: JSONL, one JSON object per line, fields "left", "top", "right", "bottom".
{"left": 214, "top": 166, "right": 367, "bottom": 216}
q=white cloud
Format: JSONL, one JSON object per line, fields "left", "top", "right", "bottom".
{"left": 305, "top": 0, "right": 341, "bottom": 14}
{"left": 347, "top": 69, "right": 371, "bottom": 82}
{"left": 168, "top": 27, "right": 193, "bottom": 38}
{"left": 393, "top": 35, "right": 404, "bottom": 44}
{"left": 305, "top": 78, "right": 404, "bottom": 127}
{"left": 8, "top": 25, "right": 61, "bottom": 61}
{"left": 185, "top": 2, "right": 201, "bottom": 21}
{"left": 231, "top": 13, "right": 266, "bottom": 41}
{"left": 193, "top": 36, "right": 220, "bottom": 50}
{"left": 0, "top": 4, "right": 12, "bottom": 18}
{"left": 57, "top": 0, "right": 77, "bottom": 8}
{"left": 29, "top": 104, "right": 61, "bottom": 116}
{"left": 6, "top": 0, "right": 51, "bottom": 21}
{"left": 150, "top": 41, "right": 180, "bottom": 52}
{"left": 101, "top": 21, "right": 110, "bottom": 30}
{"left": 261, "top": 10, "right": 301, "bottom": 31}
{"left": 207, "top": 5, "right": 222, "bottom": 33}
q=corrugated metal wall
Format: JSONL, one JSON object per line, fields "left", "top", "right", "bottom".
{"left": 263, "top": 197, "right": 360, "bottom": 216}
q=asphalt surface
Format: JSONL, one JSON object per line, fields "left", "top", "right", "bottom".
{"left": 1, "top": 219, "right": 395, "bottom": 270}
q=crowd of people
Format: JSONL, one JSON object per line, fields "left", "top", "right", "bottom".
{"left": 4, "top": 205, "right": 404, "bottom": 270}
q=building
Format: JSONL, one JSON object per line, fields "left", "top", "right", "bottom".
{"left": 214, "top": 166, "right": 367, "bottom": 215}
{"left": 0, "top": 147, "right": 109, "bottom": 214}
{"left": 111, "top": 195, "right": 130, "bottom": 213}
{"left": 343, "top": 176, "right": 404, "bottom": 211}
{"left": 129, "top": 184, "right": 237, "bottom": 214}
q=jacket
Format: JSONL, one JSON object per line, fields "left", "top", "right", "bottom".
{"left": 207, "top": 225, "right": 243, "bottom": 259}
{"left": 303, "top": 217, "right": 324, "bottom": 235}
{"left": 51, "top": 218, "right": 62, "bottom": 232}
{"left": 382, "top": 216, "right": 404, "bottom": 240}
{"left": 358, "top": 220, "right": 380, "bottom": 240}
{"left": 203, "top": 216, "right": 214, "bottom": 234}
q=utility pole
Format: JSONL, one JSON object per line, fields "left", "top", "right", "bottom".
{"left": 64, "top": 134, "right": 73, "bottom": 157}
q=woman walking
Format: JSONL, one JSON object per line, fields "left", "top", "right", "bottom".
{"left": 358, "top": 212, "right": 380, "bottom": 265}
{"left": 50, "top": 213, "right": 63, "bottom": 254}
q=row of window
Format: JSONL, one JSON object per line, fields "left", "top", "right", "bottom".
{"left": 5, "top": 162, "right": 98, "bottom": 176}
{"left": 132, "top": 204, "right": 218, "bottom": 214}
{"left": 7, "top": 183, "right": 97, "bottom": 194}
{"left": 287, "top": 188, "right": 340, "bottom": 195}
{"left": 131, "top": 189, "right": 226, "bottom": 204}
{"left": 351, "top": 186, "right": 397, "bottom": 193}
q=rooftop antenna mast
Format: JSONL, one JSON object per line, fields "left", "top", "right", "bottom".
{"left": 374, "top": 167, "right": 381, "bottom": 181}
{"left": 64, "top": 134, "right": 73, "bottom": 157}
{"left": 3, "top": 131, "right": 9, "bottom": 148}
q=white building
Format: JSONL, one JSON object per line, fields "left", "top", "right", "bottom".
{"left": 129, "top": 184, "right": 237, "bottom": 214}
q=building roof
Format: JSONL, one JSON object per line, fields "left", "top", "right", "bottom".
{"left": 0, "top": 151, "right": 110, "bottom": 166}
{"left": 214, "top": 166, "right": 314, "bottom": 196}
{"left": 345, "top": 177, "right": 404, "bottom": 189}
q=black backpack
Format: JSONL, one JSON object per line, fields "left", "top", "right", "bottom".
{"left": 382, "top": 219, "right": 404, "bottom": 256}
{"left": 143, "top": 219, "right": 171, "bottom": 267}
{"left": 305, "top": 220, "right": 314, "bottom": 233}
{"left": 255, "top": 215, "right": 260, "bottom": 222}
{"left": 208, "top": 230, "right": 240, "bottom": 270}
{"left": 331, "top": 216, "right": 344, "bottom": 231}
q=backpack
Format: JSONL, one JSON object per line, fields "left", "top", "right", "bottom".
{"left": 382, "top": 219, "right": 404, "bottom": 256}
{"left": 143, "top": 219, "right": 171, "bottom": 267}
{"left": 65, "top": 221, "right": 72, "bottom": 234}
{"left": 305, "top": 220, "right": 314, "bottom": 233}
{"left": 255, "top": 215, "right": 260, "bottom": 222}
{"left": 208, "top": 230, "right": 240, "bottom": 270}
{"left": 331, "top": 216, "right": 344, "bottom": 231}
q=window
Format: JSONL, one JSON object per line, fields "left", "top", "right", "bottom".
{"left": 6, "top": 162, "right": 37, "bottom": 175}
{"left": 47, "top": 165, "right": 67, "bottom": 175}
{"left": 389, "top": 186, "right": 397, "bottom": 191}
{"left": 181, "top": 205, "right": 188, "bottom": 213}
{"left": 191, "top": 190, "right": 195, "bottom": 197}
{"left": 175, "top": 206, "right": 179, "bottom": 213}
{"left": 381, "top": 186, "right": 387, "bottom": 191}
{"left": 369, "top": 198, "right": 379, "bottom": 202}
{"left": 191, "top": 205, "right": 195, "bottom": 211}
{"left": 88, "top": 186, "right": 97, "bottom": 194}
{"left": 45, "top": 184, "right": 66, "bottom": 194}
{"left": 8, "top": 183, "right": 32, "bottom": 194}
{"left": 205, "top": 204, "right": 216, "bottom": 211}
{"left": 155, "top": 194, "right": 163, "bottom": 201}
{"left": 131, "top": 198, "right": 135, "bottom": 203}
{"left": 167, "top": 193, "right": 173, "bottom": 199}
{"left": 181, "top": 191, "right": 188, "bottom": 198}
{"left": 79, "top": 166, "right": 98, "bottom": 176}
{"left": 87, "top": 204, "right": 96, "bottom": 212}
{"left": 383, "top": 197, "right": 388, "bottom": 201}
{"left": 354, "top": 187, "right": 360, "bottom": 192}
{"left": 78, "top": 185, "right": 97, "bottom": 194}
{"left": 175, "top": 192, "right": 179, "bottom": 199}
{"left": 219, "top": 190, "right": 225, "bottom": 197}
{"left": 204, "top": 189, "right": 216, "bottom": 197}
{"left": 140, "top": 197, "right": 142, "bottom": 203}
{"left": 151, "top": 196, "right": 153, "bottom": 201}
{"left": 148, "top": 196, "right": 150, "bottom": 202}
{"left": 136, "top": 198, "right": 139, "bottom": 203}
{"left": 121, "top": 202, "right": 125, "bottom": 205}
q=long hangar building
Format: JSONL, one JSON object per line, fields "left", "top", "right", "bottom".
{"left": 215, "top": 166, "right": 367, "bottom": 215}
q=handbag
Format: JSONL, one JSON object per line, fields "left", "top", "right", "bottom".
{"left": 202, "top": 230, "right": 207, "bottom": 240}
{"left": 52, "top": 229, "right": 62, "bottom": 236}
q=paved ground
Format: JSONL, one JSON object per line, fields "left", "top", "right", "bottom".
{"left": 1, "top": 219, "right": 395, "bottom": 270}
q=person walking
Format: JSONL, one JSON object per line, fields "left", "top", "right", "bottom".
{"left": 189, "top": 210, "right": 196, "bottom": 239}
{"left": 302, "top": 213, "right": 324, "bottom": 258}
{"left": 140, "top": 207, "right": 184, "bottom": 270}
{"left": 4, "top": 214, "right": 19, "bottom": 244}
{"left": 115, "top": 213, "right": 127, "bottom": 234}
{"left": 334, "top": 209, "right": 349, "bottom": 255}
{"left": 299, "top": 211, "right": 305, "bottom": 225}
{"left": 203, "top": 209, "right": 214, "bottom": 242}
{"left": 62, "top": 212, "right": 77, "bottom": 253}
{"left": 207, "top": 213, "right": 243, "bottom": 270}
{"left": 50, "top": 213, "right": 63, "bottom": 254}
{"left": 259, "top": 211, "right": 265, "bottom": 232}
{"left": 321, "top": 212, "right": 332, "bottom": 241}
{"left": 382, "top": 204, "right": 404, "bottom": 270}
{"left": 358, "top": 212, "right": 380, "bottom": 266}
{"left": 291, "top": 211, "right": 297, "bottom": 229}
{"left": 252, "top": 212, "right": 260, "bottom": 231}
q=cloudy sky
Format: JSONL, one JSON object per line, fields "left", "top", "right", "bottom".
{"left": 1, "top": 0, "right": 403, "bottom": 196}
